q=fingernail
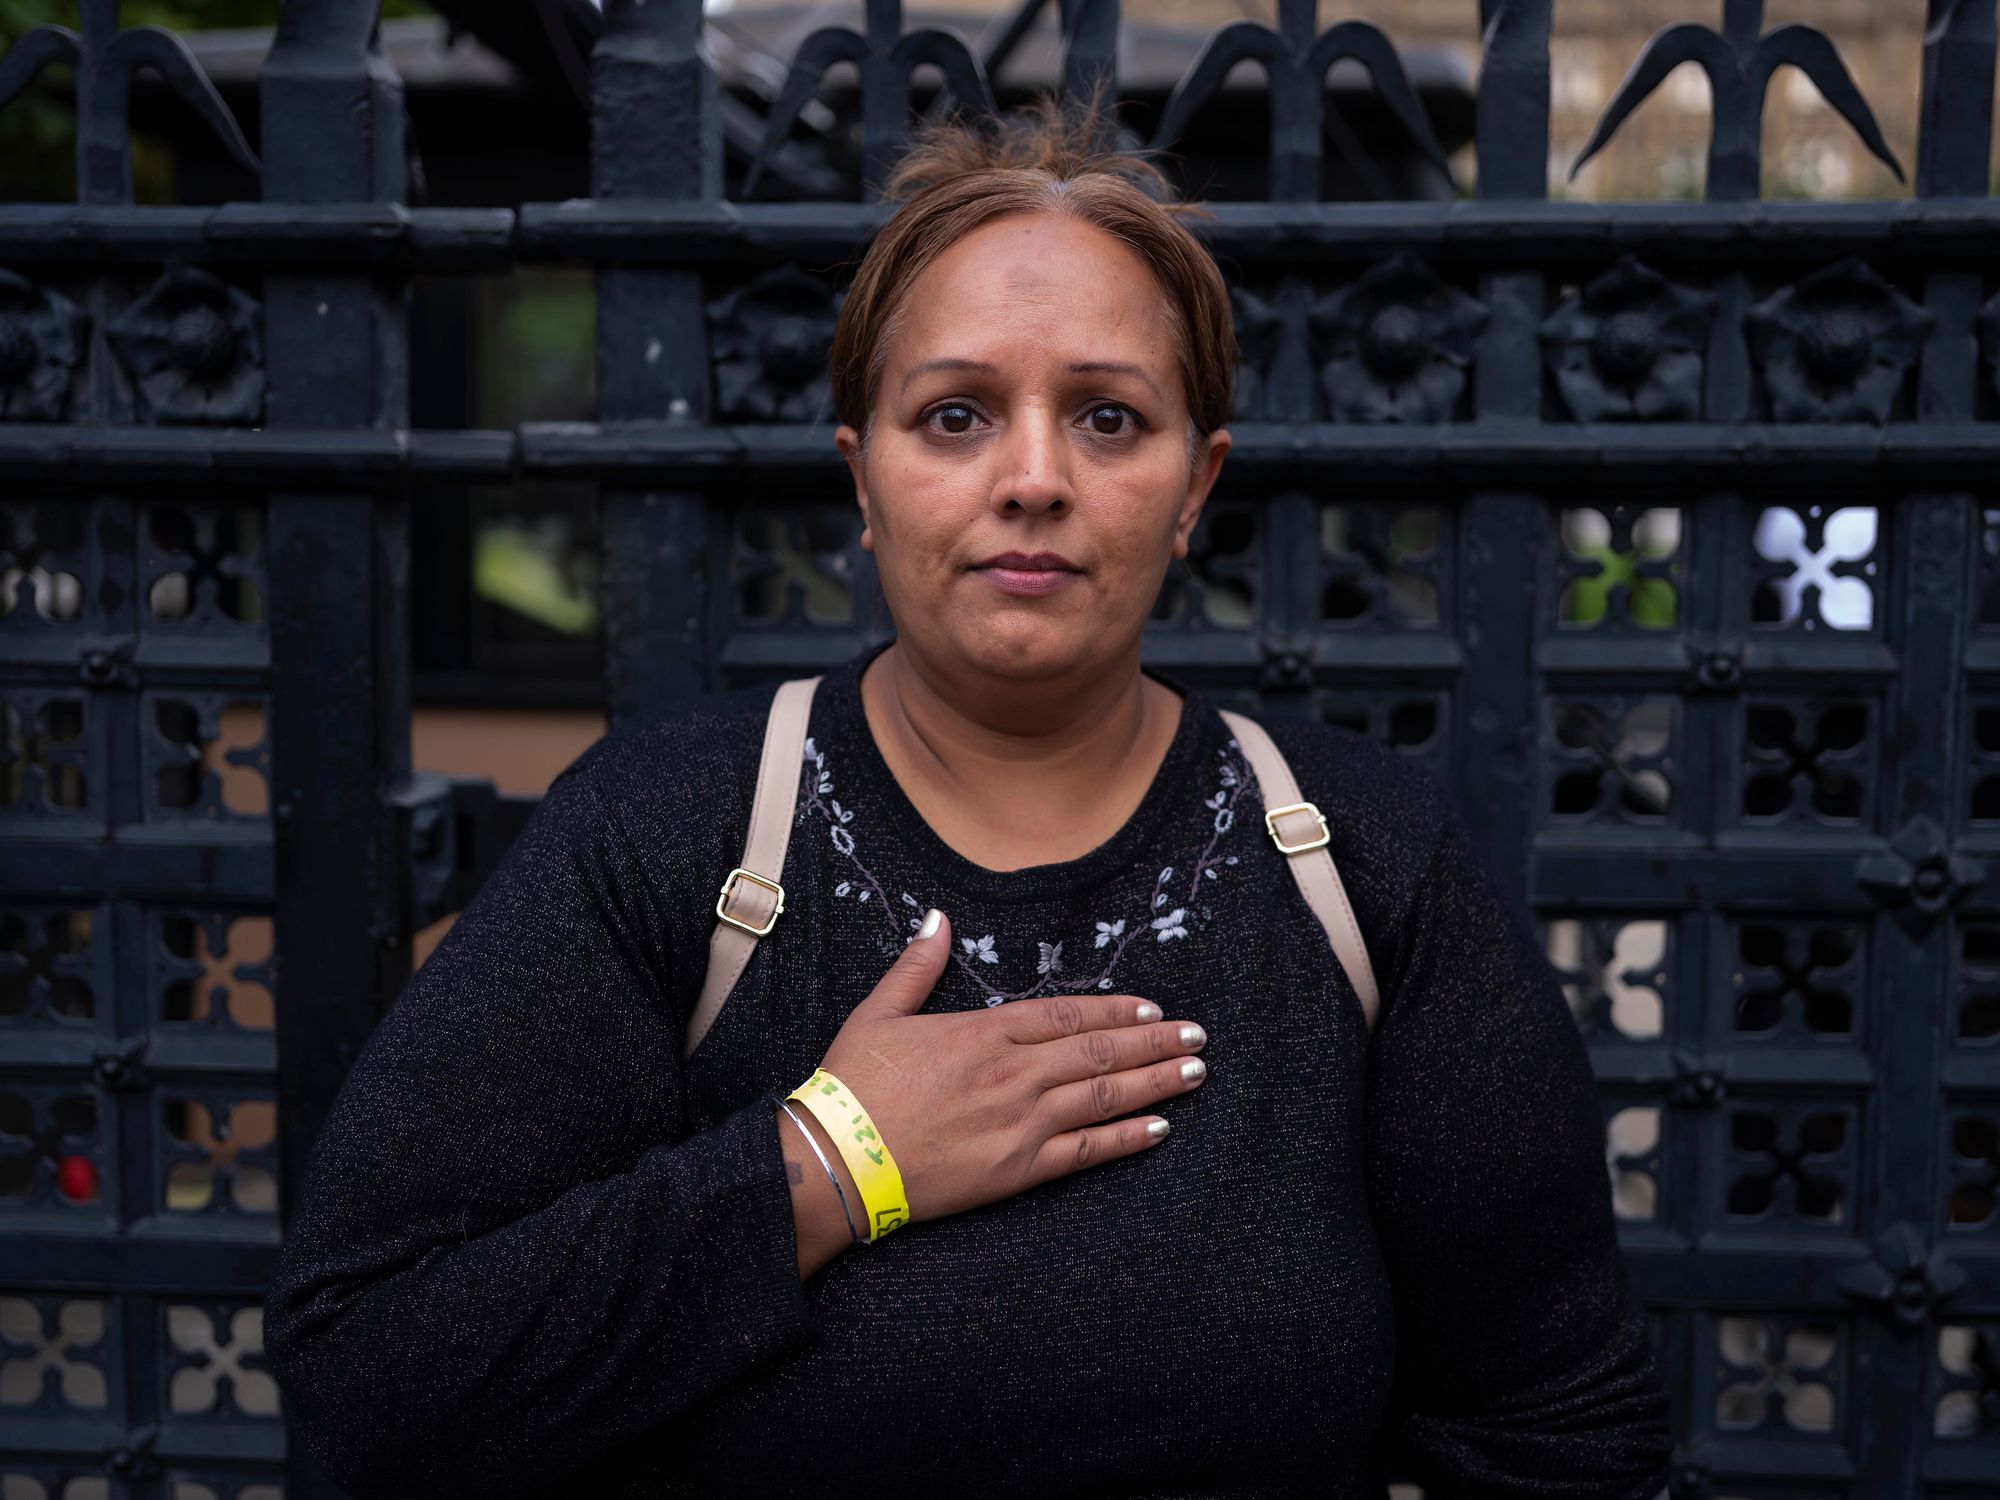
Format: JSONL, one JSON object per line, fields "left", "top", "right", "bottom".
{"left": 1180, "top": 1058, "right": 1207, "bottom": 1082}
{"left": 1147, "top": 1119, "right": 1171, "bottom": 1139}
{"left": 1178, "top": 1023, "right": 1206, "bottom": 1048}
{"left": 918, "top": 908, "right": 942, "bottom": 940}
{"left": 1135, "top": 1001, "right": 1162, "bottom": 1022}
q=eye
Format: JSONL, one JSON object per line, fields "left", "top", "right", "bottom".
{"left": 924, "top": 402, "right": 980, "bottom": 435}
{"left": 1084, "top": 403, "right": 1138, "bottom": 436}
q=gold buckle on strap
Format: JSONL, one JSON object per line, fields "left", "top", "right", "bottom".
{"left": 1264, "top": 801, "right": 1330, "bottom": 855}
{"left": 716, "top": 867, "right": 785, "bottom": 937}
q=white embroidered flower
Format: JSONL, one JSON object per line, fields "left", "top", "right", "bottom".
{"left": 962, "top": 934, "right": 999, "bottom": 964}
{"left": 901, "top": 893, "right": 920, "bottom": 909}
{"left": 1152, "top": 908, "right": 1189, "bottom": 941}
{"left": 803, "top": 737, "right": 818, "bottom": 762}
{"left": 857, "top": 889, "right": 870, "bottom": 902}
{"left": 1037, "top": 941, "right": 1063, "bottom": 975}
{"left": 1203, "top": 867, "right": 1218, "bottom": 880}
{"left": 835, "top": 881, "right": 851, "bottom": 897}
{"left": 1094, "top": 919, "right": 1125, "bottom": 949}
{"left": 1220, "top": 766, "right": 1238, "bottom": 787}
{"left": 830, "top": 798, "right": 853, "bottom": 824}
{"left": 1214, "top": 807, "right": 1233, "bottom": 834}
{"left": 830, "top": 825, "right": 855, "bottom": 856}
{"left": 1098, "top": 978, "right": 1113, "bottom": 989}
{"left": 1225, "top": 855, "right": 1239, "bottom": 865}
{"left": 1159, "top": 865, "right": 1175, "bottom": 883}
{"left": 1205, "top": 791, "right": 1226, "bottom": 810}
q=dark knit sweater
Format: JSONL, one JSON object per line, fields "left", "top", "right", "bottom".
{"left": 263, "top": 641, "right": 1674, "bottom": 1500}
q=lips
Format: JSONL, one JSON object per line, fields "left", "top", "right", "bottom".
{"left": 972, "top": 550, "right": 1082, "bottom": 599}
{"left": 974, "top": 551, "right": 1081, "bottom": 572}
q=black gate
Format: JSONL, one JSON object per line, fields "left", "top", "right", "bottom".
{"left": 4, "top": 1, "right": 2000, "bottom": 1496}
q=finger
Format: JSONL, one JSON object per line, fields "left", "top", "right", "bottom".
{"left": 1026, "top": 1113, "right": 1174, "bottom": 1188}
{"left": 857, "top": 907, "right": 951, "bottom": 1018}
{"left": 1030, "top": 1019, "right": 1206, "bottom": 1091}
{"left": 995, "top": 992, "right": 1162, "bottom": 1045}
{"left": 1038, "top": 1055, "right": 1207, "bottom": 1137}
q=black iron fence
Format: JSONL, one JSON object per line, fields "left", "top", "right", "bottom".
{"left": 4, "top": 1, "right": 2000, "bottom": 1495}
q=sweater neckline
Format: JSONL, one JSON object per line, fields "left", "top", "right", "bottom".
{"left": 819, "top": 640, "right": 1214, "bottom": 905}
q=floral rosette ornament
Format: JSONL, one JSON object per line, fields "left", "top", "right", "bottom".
{"left": 0, "top": 269, "right": 88, "bottom": 422}
{"left": 1745, "top": 257, "right": 1932, "bottom": 424}
{"left": 105, "top": 263, "right": 264, "bottom": 425}
{"left": 707, "top": 265, "right": 842, "bottom": 421}
{"left": 1311, "top": 254, "right": 1487, "bottom": 424}
{"left": 1540, "top": 256, "right": 1717, "bottom": 421}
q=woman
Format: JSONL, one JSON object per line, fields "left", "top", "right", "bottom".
{"left": 264, "top": 104, "right": 1674, "bottom": 1499}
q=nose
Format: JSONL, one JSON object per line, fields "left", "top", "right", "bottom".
{"left": 990, "top": 408, "right": 1073, "bottom": 517}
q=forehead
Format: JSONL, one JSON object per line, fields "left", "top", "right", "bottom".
{"left": 886, "top": 211, "right": 1177, "bottom": 375}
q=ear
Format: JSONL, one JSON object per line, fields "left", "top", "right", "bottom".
{"left": 1171, "top": 428, "right": 1231, "bottom": 560}
{"left": 835, "top": 423, "right": 873, "bottom": 552}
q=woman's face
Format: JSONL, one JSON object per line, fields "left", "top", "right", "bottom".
{"left": 836, "top": 211, "right": 1230, "bottom": 686}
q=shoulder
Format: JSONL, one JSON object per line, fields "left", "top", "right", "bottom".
{"left": 547, "top": 677, "right": 789, "bottom": 828}
{"left": 1220, "top": 707, "right": 1452, "bottom": 855}
{"left": 1209, "top": 705, "right": 1456, "bottom": 944}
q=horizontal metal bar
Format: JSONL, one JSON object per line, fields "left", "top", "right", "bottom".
{"left": 0, "top": 426, "right": 514, "bottom": 486}
{"left": 0, "top": 204, "right": 517, "bottom": 271}
{"left": 1589, "top": 1047, "right": 1876, "bottom": 1090}
{"left": 1532, "top": 840, "right": 1888, "bottom": 911}
{"left": 0, "top": 834, "right": 273, "bottom": 902}
{"left": 1943, "top": 1056, "right": 2000, "bottom": 1091}
{"left": 9, "top": 422, "right": 2000, "bottom": 488}
{"left": 2, "top": 1221, "right": 278, "bottom": 1291}
{"left": 8, "top": 199, "right": 1999, "bottom": 273}
{"left": 514, "top": 198, "right": 2000, "bottom": 268}
{"left": 0, "top": 1417, "right": 283, "bottom": 1469}
{"left": 1540, "top": 637, "right": 1903, "bottom": 684}
{"left": 1627, "top": 1235, "right": 1999, "bottom": 1318}
{"left": 0, "top": 650, "right": 267, "bottom": 686}
{"left": 3, "top": 1032, "right": 275, "bottom": 1077}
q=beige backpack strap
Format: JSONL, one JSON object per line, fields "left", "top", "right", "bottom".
{"left": 1218, "top": 709, "right": 1380, "bottom": 1032}
{"left": 685, "top": 676, "right": 823, "bottom": 1059}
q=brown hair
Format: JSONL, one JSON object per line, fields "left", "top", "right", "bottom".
{"left": 829, "top": 97, "right": 1235, "bottom": 452}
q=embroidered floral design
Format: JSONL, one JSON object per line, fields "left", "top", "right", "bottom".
{"left": 802, "top": 731, "right": 1256, "bottom": 1005}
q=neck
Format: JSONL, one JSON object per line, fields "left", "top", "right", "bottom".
{"left": 859, "top": 639, "right": 1180, "bottom": 864}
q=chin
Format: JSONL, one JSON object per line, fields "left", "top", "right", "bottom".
{"left": 943, "top": 615, "right": 1108, "bottom": 683}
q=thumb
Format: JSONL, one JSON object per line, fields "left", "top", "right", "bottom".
{"left": 862, "top": 908, "right": 951, "bottom": 1017}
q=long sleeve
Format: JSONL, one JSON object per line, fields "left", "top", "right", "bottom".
{"left": 261, "top": 753, "right": 818, "bottom": 1499}
{"left": 1363, "top": 792, "right": 1674, "bottom": 1498}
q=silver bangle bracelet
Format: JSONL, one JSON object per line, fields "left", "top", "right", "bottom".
{"left": 778, "top": 1100, "right": 862, "bottom": 1246}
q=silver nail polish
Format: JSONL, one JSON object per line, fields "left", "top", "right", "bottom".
{"left": 1178, "top": 1023, "right": 1206, "bottom": 1048}
{"left": 1180, "top": 1058, "right": 1207, "bottom": 1082}
{"left": 1147, "top": 1119, "right": 1171, "bottom": 1139}
{"left": 1135, "top": 1002, "right": 1162, "bottom": 1023}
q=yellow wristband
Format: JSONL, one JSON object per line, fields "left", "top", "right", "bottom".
{"left": 786, "top": 1067, "right": 910, "bottom": 1243}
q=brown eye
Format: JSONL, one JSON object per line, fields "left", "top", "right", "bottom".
{"left": 931, "top": 404, "right": 976, "bottom": 434}
{"left": 1087, "top": 404, "right": 1130, "bottom": 435}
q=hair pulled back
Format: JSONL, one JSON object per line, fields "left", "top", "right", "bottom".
{"left": 829, "top": 97, "right": 1235, "bottom": 444}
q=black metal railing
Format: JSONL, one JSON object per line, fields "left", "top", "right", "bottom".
{"left": 4, "top": 1, "right": 1999, "bottom": 1494}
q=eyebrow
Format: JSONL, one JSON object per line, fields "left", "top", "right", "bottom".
{"left": 898, "top": 356, "right": 1167, "bottom": 400}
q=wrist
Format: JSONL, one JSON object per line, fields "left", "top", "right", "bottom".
{"left": 774, "top": 1103, "right": 861, "bottom": 1277}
